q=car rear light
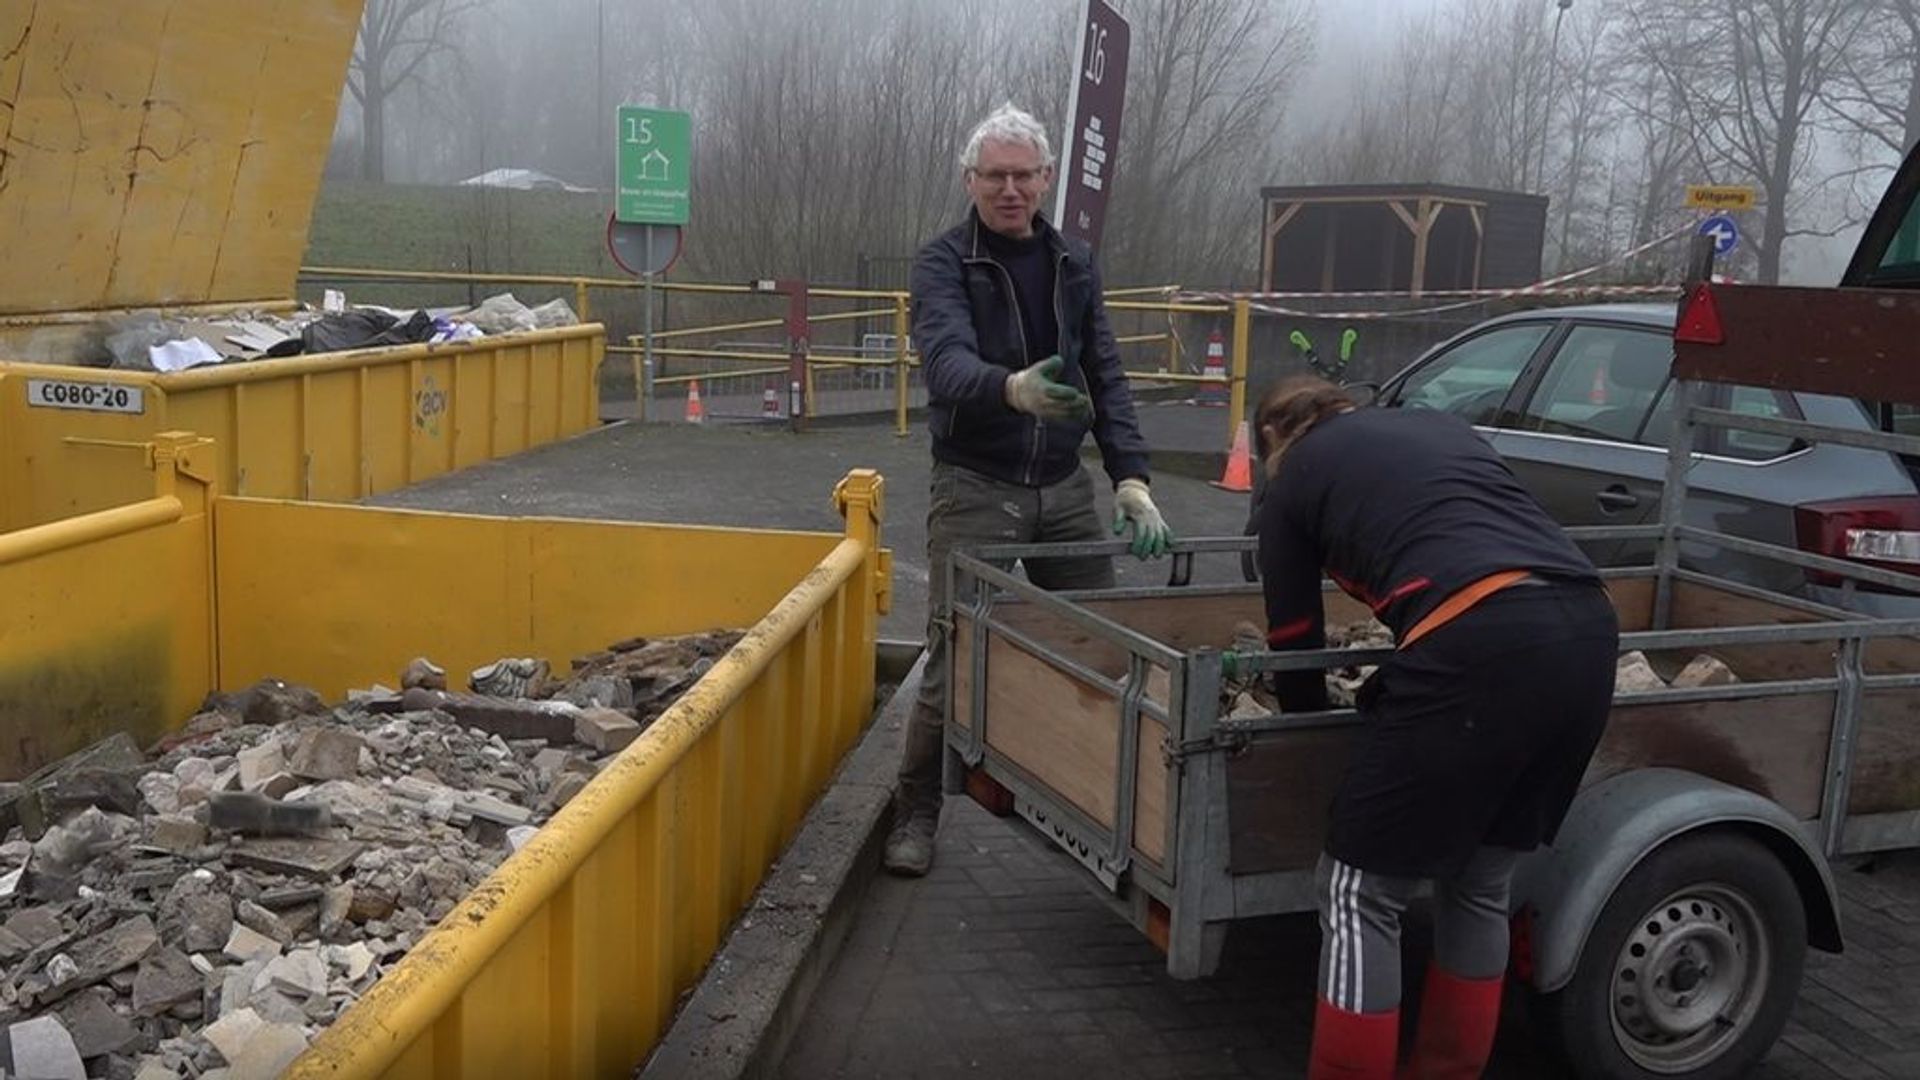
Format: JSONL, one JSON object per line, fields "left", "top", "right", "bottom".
{"left": 1793, "top": 496, "right": 1920, "bottom": 592}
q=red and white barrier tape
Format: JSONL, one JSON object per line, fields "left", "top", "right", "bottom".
{"left": 1177, "top": 224, "right": 1693, "bottom": 321}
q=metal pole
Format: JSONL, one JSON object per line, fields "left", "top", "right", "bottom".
{"left": 893, "top": 295, "right": 910, "bottom": 438}
{"left": 1536, "top": 1, "right": 1570, "bottom": 200}
{"left": 641, "top": 270, "right": 656, "bottom": 422}
{"left": 784, "top": 280, "right": 810, "bottom": 433}
{"left": 1227, "top": 297, "right": 1251, "bottom": 445}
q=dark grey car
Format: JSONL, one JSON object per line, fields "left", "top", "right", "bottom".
{"left": 1372, "top": 303, "right": 1920, "bottom": 615}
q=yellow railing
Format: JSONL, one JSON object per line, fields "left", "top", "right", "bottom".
{"left": 284, "top": 471, "right": 888, "bottom": 1079}
{"left": 296, "top": 266, "right": 1248, "bottom": 445}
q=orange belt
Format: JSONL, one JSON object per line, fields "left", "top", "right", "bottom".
{"left": 1398, "top": 570, "right": 1534, "bottom": 650}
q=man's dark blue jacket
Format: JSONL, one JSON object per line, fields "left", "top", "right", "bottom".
{"left": 910, "top": 211, "right": 1151, "bottom": 488}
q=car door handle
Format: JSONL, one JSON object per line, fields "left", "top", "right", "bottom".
{"left": 1595, "top": 485, "right": 1640, "bottom": 512}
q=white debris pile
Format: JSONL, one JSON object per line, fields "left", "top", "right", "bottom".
{"left": 93, "top": 290, "right": 580, "bottom": 374}
{"left": 1218, "top": 622, "right": 1740, "bottom": 718}
{"left": 0, "top": 629, "right": 737, "bottom": 1079}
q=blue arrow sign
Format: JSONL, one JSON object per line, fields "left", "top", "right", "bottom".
{"left": 1698, "top": 213, "right": 1740, "bottom": 256}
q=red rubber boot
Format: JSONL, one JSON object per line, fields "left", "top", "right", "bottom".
{"left": 1401, "top": 969, "right": 1503, "bottom": 1079}
{"left": 1308, "top": 997, "right": 1400, "bottom": 1080}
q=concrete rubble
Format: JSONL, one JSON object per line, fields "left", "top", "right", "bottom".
{"left": 0, "top": 630, "right": 737, "bottom": 1078}
{"left": 1219, "top": 620, "right": 1741, "bottom": 715}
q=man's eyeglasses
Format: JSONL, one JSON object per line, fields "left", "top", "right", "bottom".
{"left": 972, "top": 168, "right": 1047, "bottom": 188}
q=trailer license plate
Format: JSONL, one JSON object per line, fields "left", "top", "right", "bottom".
{"left": 25, "top": 379, "right": 146, "bottom": 415}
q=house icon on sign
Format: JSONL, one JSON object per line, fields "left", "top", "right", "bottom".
{"left": 639, "top": 148, "right": 671, "bottom": 181}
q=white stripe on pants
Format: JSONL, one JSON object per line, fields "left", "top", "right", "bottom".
{"left": 1314, "top": 849, "right": 1518, "bottom": 1014}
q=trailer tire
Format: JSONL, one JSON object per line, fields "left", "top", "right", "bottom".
{"left": 1541, "top": 830, "right": 1806, "bottom": 1080}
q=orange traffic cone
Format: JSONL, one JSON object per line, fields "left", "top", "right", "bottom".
{"left": 685, "top": 379, "right": 705, "bottom": 424}
{"left": 1211, "top": 420, "right": 1254, "bottom": 493}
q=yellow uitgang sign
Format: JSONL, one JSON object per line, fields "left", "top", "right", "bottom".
{"left": 1687, "top": 185, "right": 1757, "bottom": 209}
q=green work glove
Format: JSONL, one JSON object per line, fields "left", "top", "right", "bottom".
{"left": 1112, "top": 478, "right": 1174, "bottom": 559}
{"left": 1004, "top": 355, "right": 1092, "bottom": 422}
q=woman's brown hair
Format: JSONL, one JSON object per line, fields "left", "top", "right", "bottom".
{"left": 1253, "top": 376, "right": 1356, "bottom": 477}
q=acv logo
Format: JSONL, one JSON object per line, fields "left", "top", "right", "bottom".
{"left": 414, "top": 375, "right": 448, "bottom": 436}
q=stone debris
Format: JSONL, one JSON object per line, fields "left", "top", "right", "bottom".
{"left": 468, "top": 657, "right": 551, "bottom": 699}
{"left": 1616, "top": 651, "right": 1668, "bottom": 693}
{"left": 574, "top": 709, "right": 642, "bottom": 755}
{"left": 233, "top": 744, "right": 284, "bottom": 795}
{"left": 1673, "top": 653, "right": 1739, "bottom": 689}
{"left": 9, "top": 1013, "right": 87, "bottom": 1079}
{"left": 1224, "top": 621, "right": 1746, "bottom": 713}
{"left": 399, "top": 658, "right": 447, "bottom": 693}
{"left": 221, "top": 925, "right": 278, "bottom": 965}
{"left": 0, "top": 630, "right": 738, "bottom": 1074}
{"left": 288, "top": 730, "right": 364, "bottom": 783}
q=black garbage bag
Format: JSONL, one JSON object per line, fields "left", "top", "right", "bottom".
{"left": 297, "top": 310, "right": 437, "bottom": 356}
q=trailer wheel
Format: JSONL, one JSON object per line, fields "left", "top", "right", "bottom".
{"left": 1543, "top": 831, "right": 1806, "bottom": 1080}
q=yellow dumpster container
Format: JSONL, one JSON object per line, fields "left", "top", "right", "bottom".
{"left": 0, "top": 0, "right": 603, "bottom": 531}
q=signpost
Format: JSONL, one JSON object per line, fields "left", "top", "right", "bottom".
{"left": 1698, "top": 213, "right": 1740, "bottom": 257}
{"left": 1053, "top": 0, "right": 1129, "bottom": 252}
{"left": 612, "top": 106, "right": 692, "bottom": 420}
{"left": 1686, "top": 184, "right": 1757, "bottom": 211}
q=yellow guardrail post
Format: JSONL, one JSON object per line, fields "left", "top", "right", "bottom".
{"left": 1229, "top": 297, "right": 1251, "bottom": 443}
{"left": 893, "top": 295, "right": 910, "bottom": 438}
{"left": 573, "top": 279, "right": 591, "bottom": 324}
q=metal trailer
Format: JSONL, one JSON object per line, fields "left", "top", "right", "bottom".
{"left": 940, "top": 300, "right": 1920, "bottom": 1078}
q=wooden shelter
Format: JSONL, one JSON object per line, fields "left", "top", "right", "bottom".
{"left": 1258, "top": 183, "right": 1548, "bottom": 295}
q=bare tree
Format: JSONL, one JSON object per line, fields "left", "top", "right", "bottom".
{"left": 1624, "top": 0, "right": 1867, "bottom": 282}
{"left": 1104, "top": 0, "right": 1317, "bottom": 286}
{"left": 1825, "top": 0, "right": 1920, "bottom": 157}
{"left": 349, "top": 0, "right": 480, "bottom": 182}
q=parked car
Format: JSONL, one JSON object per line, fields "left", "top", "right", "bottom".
{"left": 1359, "top": 303, "right": 1920, "bottom": 614}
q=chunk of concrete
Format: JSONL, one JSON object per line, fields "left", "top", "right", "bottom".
{"left": 328, "top": 942, "right": 376, "bottom": 982}
{"left": 221, "top": 924, "right": 278, "bottom": 964}
{"left": 1615, "top": 650, "right": 1667, "bottom": 693}
{"left": 131, "top": 947, "right": 202, "bottom": 1016}
{"left": 453, "top": 792, "right": 530, "bottom": 827}
{"left": 8, "top": 1014, "right": 87, "bottom": 1079}
{"left": 546, "top": 773, "right": 589, "bottom": 811}
{"left": 201, "top": 679, "right": 327, "bottom": 727}
{"left": 163, "top": 878, "right": 234, "bottom": 955}
{"left": 400, "top": 657, "right": 447, "bottom": 692}
{"left": 1673, "top": 653, "right": 1739, "bottom": 689}
{"left": 6, "top": 907, "right": 64, "bottom": 947}
{"left": 53, "top": 990, "right": 140, "bottom": 1058}
{"left": 234, "top": 744, "right": 285, "bottom": 795}
{"left": 288, "top": 729, "right": 363, "bottom": 782}
{"left": 200, "top": 1007, "right": 261, "bottom": 1064}
{"left": 223, "top": 1020, "right": 307, "bottom": 1080}
{"left": 225, "top": 837, "right": 362, "bottom": 880}
{"left": 146, "top": 815, "right": 208, "bottom": 854}
{"left": 264, "top": 949, "right": 327, "bottom": 1001}
{"left": 574, "top": 708, "right": 642, "bottom": 755}
{"left": 46, "top": 916, "right": 159, "bottom": 999}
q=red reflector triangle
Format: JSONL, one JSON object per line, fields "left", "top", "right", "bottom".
{"left": 1675, "top": 284, "right": 1725, "bottom": 345}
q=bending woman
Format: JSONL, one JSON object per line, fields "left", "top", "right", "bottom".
{"left": 1252, "top": 377, "right": 1618, "bottom": 1079}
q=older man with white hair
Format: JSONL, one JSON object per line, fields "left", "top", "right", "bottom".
{"left": 886, "top": 103, "right": 1172, "bottom": 876}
